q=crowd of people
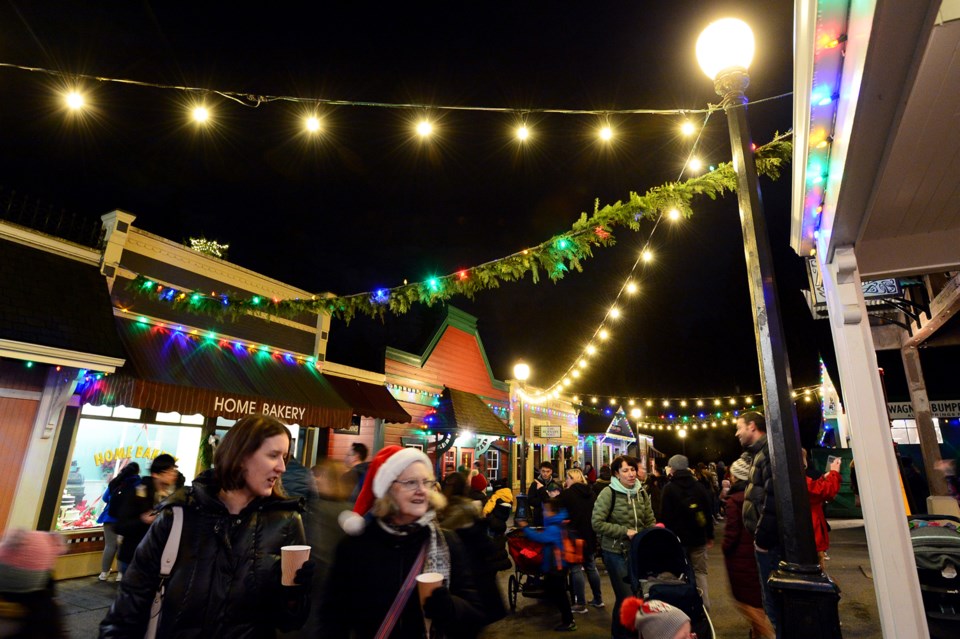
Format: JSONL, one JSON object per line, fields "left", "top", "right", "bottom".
{"left": 0, "top": 410, "right": 901, "bottom": 639}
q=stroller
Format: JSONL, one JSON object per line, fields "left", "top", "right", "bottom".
{"left": 505, "top": 528, "right": 573, "bottom": 612}
{"left": 908, "top": 514, "right": 960, "bottom": 638}
{"left": 630, "top": 526, "right": 714, "bottom": 639}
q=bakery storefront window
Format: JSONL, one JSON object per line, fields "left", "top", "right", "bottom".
{"left": 57, "top": 405, "right": 203, "bottom": 531}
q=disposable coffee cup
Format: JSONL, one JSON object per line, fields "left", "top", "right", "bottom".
{"left": 416, "top": 571, "right": 444, "bottom": 605}
{"left": 416, "top": 572, "right": 445, "bottom": 636}
{"left": 280, "top": 545, "right": 311, "bottom": 586}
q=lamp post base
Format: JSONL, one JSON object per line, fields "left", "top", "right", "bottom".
{"left": 770, "top": 562, "right": 842, "bottom": 638}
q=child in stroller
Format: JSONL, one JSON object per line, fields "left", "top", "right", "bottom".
{"left": 620, "top": 597, "right": 695, "bottom": 639}
{"left": 630, "top": 526, "right": 714, "bottom": 639}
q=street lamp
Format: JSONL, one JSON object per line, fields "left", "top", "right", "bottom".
{"left": 513, "top": 362, "right": 530, "bottom": 498}
{"left": 697, "top": 18, "right": 840, "bottom": 637}
{"left": 677, "top": 428, "right": 686, "bottom": 456}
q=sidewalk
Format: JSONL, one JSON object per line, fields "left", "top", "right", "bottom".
{"left": 59, "top": 520, "right": 881, "bottom": 638}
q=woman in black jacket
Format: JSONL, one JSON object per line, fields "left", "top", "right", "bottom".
{"left": 323, "top": 446, "right": 484, "bottom": 638}
{"left": 99, "top": 415, "right": 311, "bottom": 638}
{"left": 560, "top": 468, "right": 604, "bottom": 611}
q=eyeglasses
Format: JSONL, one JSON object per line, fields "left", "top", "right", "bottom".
{"left": 393, "top": 478, "right": 437, "bottom": 492}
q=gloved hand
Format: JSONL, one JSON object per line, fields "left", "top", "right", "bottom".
{"left": 291, "top": 560, "right": 316, "bottom": 587}
{"left": 422, "top": 586, "right": 455, "bottom": 623}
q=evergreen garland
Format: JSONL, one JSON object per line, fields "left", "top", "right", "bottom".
{"left": 129, "top": 135, "right": 791, "bottom": 322}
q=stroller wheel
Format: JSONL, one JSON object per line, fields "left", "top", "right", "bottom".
{"left": 508, "top": 574, "right": 518, "bottom": 611}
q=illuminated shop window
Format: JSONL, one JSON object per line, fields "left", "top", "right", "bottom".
{"left": 57, "top": 413, "right": 202, "bottom": 531}
{"left": 890, "top": 419, "right": 943, "bottom": 446}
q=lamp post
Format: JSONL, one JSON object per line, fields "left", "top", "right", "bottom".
{"left": 513, "top": 362, "right": 531, "bottom": 520}
{"left": 678, "top": 428, "right": 687, "bottom": 456}
{"left": 696, "top": 19, "right": 840, "bottom": 637}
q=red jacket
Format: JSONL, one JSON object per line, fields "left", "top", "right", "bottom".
{"left": 722, "top": 483, "right": 763, "bottom": 608}
{"left": 806, "top": 471, "right": 841, "bottom": 552}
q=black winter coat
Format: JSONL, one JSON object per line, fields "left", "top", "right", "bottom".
{"left": 320, "top": 519, "right": 485, "bottom": 639}
{"left": 743, "top": 436, "right": 778, "bottom": 551}
{"left": 559, "top": 482, "right": 598, "bottom": 556}
{"left": 99, "top": 471, "right": 308, "bottom": 639}
{"left": 660, "top": 469, "right": 715, "bottom": 548}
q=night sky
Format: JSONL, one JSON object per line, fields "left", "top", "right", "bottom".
{"left": 1, "top": 1, "right": 850, "bottom": 456}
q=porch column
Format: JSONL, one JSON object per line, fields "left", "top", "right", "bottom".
{"left": 820, "top": 246, "right": 927, "bottom": 637}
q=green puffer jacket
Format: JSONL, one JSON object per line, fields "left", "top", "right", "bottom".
{"left": 591, "top": 484, "right": 656, "bottom": 554}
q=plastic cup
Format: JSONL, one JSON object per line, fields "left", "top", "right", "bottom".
{"left": 280, "top": 545, "right": 311, "bottom": 586}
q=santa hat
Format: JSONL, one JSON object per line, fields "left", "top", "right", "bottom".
{"left": 0, "top": 530, "right": 65, "bottom": 593}
{"left": 620, "top": 597, "right": 690, "bottom": 639}
{"left": 338, "top": 445, "right": 432, "bottom": 535}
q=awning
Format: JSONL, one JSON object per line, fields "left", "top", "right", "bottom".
{"left": 431, "top": 387, "right": 514, "bottom": 438}
{"left": 322, "top": 374, "right": 411, "bottom": 423}
{"left": 81, "top": 318, "right": 352, "bottom": 428}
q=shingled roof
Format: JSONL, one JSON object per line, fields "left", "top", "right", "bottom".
{"left": 432, "top": 387, "right": 514, "bottom": 438}
{"left": 0, "top": 237, "right": 124, "bottom": 361}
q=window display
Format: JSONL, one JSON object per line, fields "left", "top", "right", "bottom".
{"left": 56, "top": 405, "right": 202, "bottom": 531}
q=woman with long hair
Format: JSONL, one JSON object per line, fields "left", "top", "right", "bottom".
{"left": 100, "top": 414, "right": 312, "bottom": 638}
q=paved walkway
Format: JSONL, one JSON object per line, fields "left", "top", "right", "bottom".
{"left": 60, "top": 520, "right": 882, "bottom": 638}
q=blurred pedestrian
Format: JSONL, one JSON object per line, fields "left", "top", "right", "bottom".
{"left": 584, "top": 462, "right": 597, "bottom": 484}
{"left": 325, "top": 446, "right": 484, "bottom": 638}
{"left": 560, "top": 468, "right": 604, "bottom": 612}
{"left": 113, "top": 454, "right": 179, "bottom": 578}
{"left": 722, "top": 455, "right": 774, "bottom": 639}
{"left": 660, "top": 455, "right": 714, "bottom": 610}
{"left": 0, "top": 530, "right": 67, "bottom": 638}
{"left": 100, "top": 414, "right": 312, "bottom": 637}
{"left": 592, "top": 464, "right": 612, "bottom": 498}
{"left": 342, "top": 442, "right": 370, "bottom": 503}
{"left": 517, "top": 498, "right": 576, "bottom": 631}
{"left": 439, "top": 472, "right": 507, "bottom": 628}
{"left": 97, "top": 461, "right": 139, "bottom": 582}
{"left": 592, "top": 455, "right": 655, "bottom": 639}
{"left": 803, "top": 449, "right": 842, "bottom": 576}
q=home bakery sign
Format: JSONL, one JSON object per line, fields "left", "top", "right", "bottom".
{"left": 214, "top": 396, "right": 307, "bottom": 422}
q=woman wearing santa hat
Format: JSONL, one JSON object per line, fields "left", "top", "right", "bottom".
{"left": 321, "top": 445, "right": 484, "bottom": 638}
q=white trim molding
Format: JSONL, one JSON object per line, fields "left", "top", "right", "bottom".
{"left": 0, "top": 340, "right": 125, "bottom": 372}
{"left": 0, "top": 221, "right": 101, "bottom": 266}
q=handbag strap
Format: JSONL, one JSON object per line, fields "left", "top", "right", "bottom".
{"left": 374, "top": 542, "right": 428, "bottom": 639}
{"left": 160, "top": 506, "right": 184, "bottom": 576}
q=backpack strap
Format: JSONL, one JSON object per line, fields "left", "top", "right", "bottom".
{"left": 605, "top": 486, "right": 618, "bottom": 522}
{"left": 145, "top": 506, "right": 183, "bottom": 639}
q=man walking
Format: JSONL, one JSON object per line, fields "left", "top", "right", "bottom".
{"left": 660, "top": 454, "right": 715, "bottom": 610}
{"left": 736, "top": 411, "right": 780, "bottom": 631}
{"left": 528, "top": 461, "right": 555, "bottom": 526}
{"left": 342, "top": 442, "right": 369, "bottom": 503}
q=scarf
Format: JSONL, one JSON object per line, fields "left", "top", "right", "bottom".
{"left": 610, "top": 476, "right": 640, "bottom": 496}
{"left": 379, "top": 510, "right": 451, "bottom": 584}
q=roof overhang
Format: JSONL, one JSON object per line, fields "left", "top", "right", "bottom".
{"left": 0, "top": 340, "right": 125, "bottom": 373}
{"left": 792, "top": 0, "right": 960, "bottom": 278}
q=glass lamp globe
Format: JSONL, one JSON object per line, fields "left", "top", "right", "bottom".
{"left": 696, "top": 18, "right": 755, "bottom": 80}
{"left": 513, "top": 362, "right": 530, "bottom": 381}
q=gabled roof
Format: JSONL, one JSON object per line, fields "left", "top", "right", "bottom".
{"left": 430, "top": 387, "right": 514, "bottom": 438}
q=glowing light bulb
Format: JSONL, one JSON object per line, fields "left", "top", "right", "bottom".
{"left": 668, "top": 208, "right": 681, "bottom": 221}
{"left": 572, "top": 370, "right": 580, "bottom": 378}
{"left": 628, "top": 399, "right": 635, "bottom": 406}
{"left": 631, "top": 408, "right": 642, "bottom": 419}
{"left": 626, "top": 281, "right": 638, "bottom": 294}
{"left": 585, "top": 345, "right": 597, "bottom": 355}
{"left": 662, "top": 400, "right": 670, "bottom": 407}
{"left": 65, "top": 91, "right": 85, "bottom": 110}
{"left": 563, "top": 378, "right": 571, "bottom": 387}
{"left": 417, "top": 120, "right": 433, "bottom": 137}
{"left": 688, "top": 157, "right": 703, "bottom": 171}
{"left": 745, "top": 396, "right": 753, "bottom": 404}
{"left": 642, "top": 250, "right": 653, "bottom": 262}
{"left": 598, "top": 329, "right": 610, "bottom": 340}
{"left": 599, "top": 126, "right": 613, "bottom": 141}
{"left": 609, "top": 398, "right": 617, "bottom": 405}
{"left": 578, "top": 359, "right": 587, "bottom": 368}
{"left": 696, "top": 399, "right": 703, "bottom": 407}
{"left": 714, "top": 399, "right": 721, "bottom": 406}
{"left": 729, "top": 398, "right": 737, "bottom": 405}
{"left": 609, "top": 307, "right": 620, "bottom": 319}
{"left": 516, "top": 125, "right": 529, "bottom": 141}
{"left": 646, "top": 400, "right": 653, "bottom": 407}
{"left": 680, "top": 121, "right": 695, "bottom": 136}
{"left": 573, "top": 396, "right": 580, "bottom": 403}
{"left": 591, "top": 397, "right": 598, "bottom": 404}
{"left": 680, "top": 400, "right": 687, "bottom": 407}
{"left": 305, "top": 116, "right": 321, "bottom": 133}
{"left": 193, "top": 106, "right": 210, "bottom": 123}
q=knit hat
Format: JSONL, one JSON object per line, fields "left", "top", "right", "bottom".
{"left": 730, "top": 456, "right": 751, "bottom": 481}
{"left": 667, "top": 454, "right": 689, "bottom": 471}
{"left": 0, "top": 530, "right": 65, "bottom": 593}
{"left": 620, "top": 597, "right": 690, "bottom": 639}
{"left": 338, "top": 445, "right": 432, "bottom": 535}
